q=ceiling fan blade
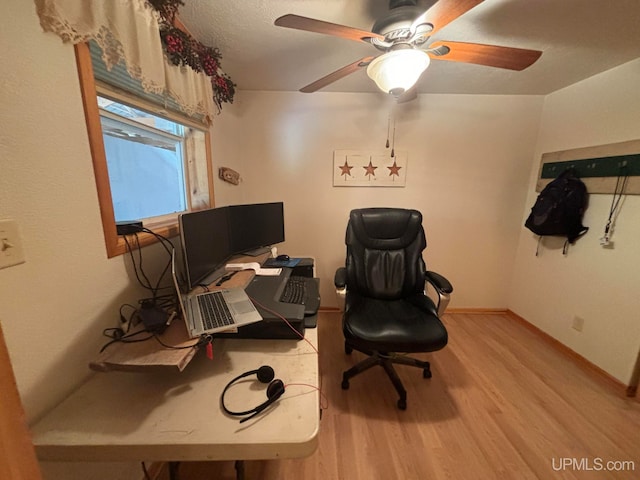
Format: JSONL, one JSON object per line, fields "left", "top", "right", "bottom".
{"left": 428, "top": 41, "right": 542, "bottom": 71}
{"left": 412, "top": 0, "right": 484, "bottom": 36}
{"left": 275, "top": 14, "right": 384, "bottom": 43}
{"left": 300, "top": 56, "right": 376, "bottom": 93}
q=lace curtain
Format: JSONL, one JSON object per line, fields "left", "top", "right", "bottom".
{"left": 34, "top": 0, "right": 216, "bottom": 122}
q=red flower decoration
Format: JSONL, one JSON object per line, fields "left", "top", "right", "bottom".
{"left": 164, "top": 34, "right": 183, "bottom": 53}
{"left": 150, "top": 0, "right": 236, "bottom": 111}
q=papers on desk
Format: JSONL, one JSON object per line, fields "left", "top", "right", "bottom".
{"left": 225, "top": 262, "right": 282, "bottom": 276}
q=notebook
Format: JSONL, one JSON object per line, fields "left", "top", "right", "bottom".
{"left": 171, "top": 252, "right": 262, "bottom": 338}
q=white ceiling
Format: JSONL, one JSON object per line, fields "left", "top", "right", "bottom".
{"left": 179, "top": 0, "right": 640, "bottom": 96}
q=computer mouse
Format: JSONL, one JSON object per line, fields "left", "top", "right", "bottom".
{"left": 276, "top": 254, "right": 290, "bottom": 262}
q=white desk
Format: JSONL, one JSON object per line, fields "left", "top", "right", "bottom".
{"left": 31, "top": 329, "right": 319, "bottom": 464}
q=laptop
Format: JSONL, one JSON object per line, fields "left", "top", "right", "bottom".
{"left": 171, "top": 252, "right": 263, "bottom": 338}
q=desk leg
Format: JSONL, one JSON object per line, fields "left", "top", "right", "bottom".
{"left": 169, "top": 461, "right": 180, "bottom": 480}
{"left": 234, "top": 460, "right": 245, "bottom": 480}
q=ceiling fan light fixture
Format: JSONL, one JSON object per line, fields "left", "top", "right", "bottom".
{"left": 366, "top": 49, "right": 430, "bottom": 96}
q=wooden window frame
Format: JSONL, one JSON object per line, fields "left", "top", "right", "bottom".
{"left": 74, "top": 42, "right": 214, "bottom": 258}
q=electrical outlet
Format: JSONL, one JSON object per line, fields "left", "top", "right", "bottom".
{"left": 572, "top": 316, "right": 585, "bottom": 332}
{"left": 0, "top": 220, "right": 26, "bottom": 270}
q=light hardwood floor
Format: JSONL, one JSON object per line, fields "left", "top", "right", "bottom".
{"left": 164, "top": 311, "right": 640, "bottom": 480}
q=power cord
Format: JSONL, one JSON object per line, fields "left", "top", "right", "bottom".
{"left": 153, "top": 334, "right": 209, "bottom": 350}
{"left": 243, "top": 295, "right": 327, "bottom": 413}
{"left": 118, "top": 303, "right": 138, "bottom": 332}
{"left": 247, "top": 295, "right": 318, "bottom": 354}
{"left": 123, "top": 233, "right": 155, "bottom": 294}
{"left": 141, "top": 227, "right": 175, "bottom": 300}
{"left": 99, "top": 329, "right": 154, "bottom": 353}
{"left": 600, "top": 167, "right": 629, "bottom": 247}
{"left": 141, "top": 462, "right": 151, "bottom": 480}
{"left": 116, "top": 226, "right": 179, "bottom": 339}
{"left": 121, "top": 227, "right": 175, "bottom": 306}
{"left": 100, "top": 325, "right": 207, "bottom": 353}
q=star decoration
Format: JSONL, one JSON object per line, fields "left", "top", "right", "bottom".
{"left": 363, "top": 160, "right": 378, "bottom": 179}
{"left": 387, "top": 161, "right": 402, "bottom": 178}
{"left": 339, "top": 160, "right": 354, "bottom": 177}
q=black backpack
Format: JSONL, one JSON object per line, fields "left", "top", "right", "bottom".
{"left": 525, "top": 168, "right": 589, "bottom": 249}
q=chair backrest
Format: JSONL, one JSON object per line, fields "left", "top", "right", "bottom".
{"left": 345, "top": 208, "right": 427, "bottom": 300}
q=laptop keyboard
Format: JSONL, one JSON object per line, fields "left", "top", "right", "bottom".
{"left": 197, "top": 291, "right": 234, "bottom": 330}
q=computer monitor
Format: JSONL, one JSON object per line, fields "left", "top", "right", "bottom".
{"left": 179, "top": 207, "right": 232, "bottom": 290}
{"left": 228, "top": 202, "right": 285, "bottom": 255}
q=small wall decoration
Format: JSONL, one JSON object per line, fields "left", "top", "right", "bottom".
{"left": 333, "top": 150, "right": 407, "bottom": 187}
{"left": 219, "top": 167, "right": 240, "bottom": 185}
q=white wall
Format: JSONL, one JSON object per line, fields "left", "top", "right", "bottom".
{"left": 211, "top": 91, "right": 543, "bottom": 309}
{"left": 1, "top": 3, "right": 169, "bottom": 478}
{"left": 509, "top": 59, "right": 640, "bottom": 384}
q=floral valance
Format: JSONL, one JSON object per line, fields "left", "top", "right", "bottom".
{"left": 149, "top": 0, "right": 235, "bottom": 108}
{"left": 34, "top": 0, "right": 235, "bottom": 120}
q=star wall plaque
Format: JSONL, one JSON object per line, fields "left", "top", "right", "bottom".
{"left": 333, "top": 150, "right": 407, "bottom": 187}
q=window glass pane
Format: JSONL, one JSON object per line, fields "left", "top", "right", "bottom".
{"left": 99, "top": 109, "right": 188, "bottom": 222}
{"left": 97, "top": 96, "right": 181, "bottom": 135}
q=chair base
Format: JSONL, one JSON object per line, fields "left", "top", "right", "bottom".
{"left": 341, "top": 342, "right": 432, "bottom": 410}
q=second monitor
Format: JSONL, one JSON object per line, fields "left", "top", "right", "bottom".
{"left": 179, "top": 201, "right": 285, "bottom": 291}
{"left": 227, "top": 202, "right": 285, "bottom": 256}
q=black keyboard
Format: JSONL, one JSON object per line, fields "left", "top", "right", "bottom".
{"left": 197, "top": 292, "right": 234, "bottom": 329}
{"left": 279, "top": 276, "right": 307, "bottom": 305}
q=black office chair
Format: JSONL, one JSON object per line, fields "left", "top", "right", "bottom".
{"left": 334, "top": 208, "right": 453, "bottom": 410}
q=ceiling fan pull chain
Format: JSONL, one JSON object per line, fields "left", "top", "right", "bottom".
{"left": 391, "top": 112, "right": 396, "bottom": 158}
{"left": 386, "top": 115, "right": 391, "bottom": 148}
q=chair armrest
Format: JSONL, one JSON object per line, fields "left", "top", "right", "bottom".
{"left": 424, "top": 271, "right": 453, "bottom": 317}
{"left": 425, "top": 271, "right": 453, "bottom": 294}
{"left": 334, "top": 267, "right": 347, "bottom": 289}
{"left": 334, "top": 267, "right": 347, "bottom": 303}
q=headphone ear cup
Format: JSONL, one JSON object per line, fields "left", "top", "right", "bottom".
{"left": 266, "top": 379, "right": 285, "bottom": 400}
{"left": 256, "top": 365, "right": 275, "bottom": 384}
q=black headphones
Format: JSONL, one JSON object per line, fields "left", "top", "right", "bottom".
{"left": 220, "top": 365, "right": 285, "bottom": 423}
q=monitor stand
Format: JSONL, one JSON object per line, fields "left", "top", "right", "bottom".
{"left": 242, "top": 246, "right": 271, "bottom": 257}
{"left": 200, "top": 265, "right": 228, "bottom": 287}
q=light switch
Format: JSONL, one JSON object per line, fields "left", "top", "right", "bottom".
{"left": 0, "top": 219, "right": 26, "bottom": 269}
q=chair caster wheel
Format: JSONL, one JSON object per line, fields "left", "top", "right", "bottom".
{"left": 397, "top": 399, "right": 407, "bottom": 410}
{"left": 341, "top": 379, "right": 350, "bottom": 390}
{"left": 345, "top": 343, "right": 353, "bottom": 355}
{"left": 423, "top": 368, "right": 432, "bottom": 379}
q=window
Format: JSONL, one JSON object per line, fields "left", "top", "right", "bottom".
{"left": 99, "top": 97, "right": 188, "bottom": 221}
{"left": 74, "top": 43, "right": 214, "bottom": 257}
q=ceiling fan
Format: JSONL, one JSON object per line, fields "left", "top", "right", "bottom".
{"left": 274, "top": 0, "right": 543, "bottom": 98}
